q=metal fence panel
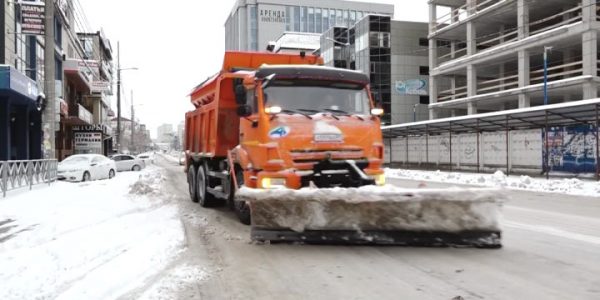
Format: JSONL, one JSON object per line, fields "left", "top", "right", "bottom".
{"left": 1, "top": 159, "right": 57, "bottom": 197}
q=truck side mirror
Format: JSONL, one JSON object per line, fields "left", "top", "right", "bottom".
{"left": 235, "top": 85, "right": 247, "bottom": 105}
{"left": 233, "top": 78, "right": 247, "bottom": 105}
{"left": 237, "top": 105, "right": 252, "bottom": 117}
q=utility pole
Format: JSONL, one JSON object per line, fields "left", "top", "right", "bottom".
{"left": 42, "top": 0, "right": 56, "bottom": 159}
{"left": 116, "top": 42, "right": 121, "bottom": 153}
{"left": 130, "top": 90, "right": 134, "bottom": 153}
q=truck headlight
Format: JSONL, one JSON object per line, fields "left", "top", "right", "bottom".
{"left": 371, "top": 174, "right": 385, "bottom": 186}
{"left": 261, "top": 177, "right": 286, "bottom": 189}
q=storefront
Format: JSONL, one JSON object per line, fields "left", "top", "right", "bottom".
{"left": 0, "top": 66, "right": 43, "bottom": 161}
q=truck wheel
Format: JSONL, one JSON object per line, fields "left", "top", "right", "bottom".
{"left": 187, "top": 166, "right": 198, "bottom": 203}
{"left": 197, "top": 166, "right": 219, "bottom": 207}
{"left": 233, "top": 169, "right": 251, "bottom": 225}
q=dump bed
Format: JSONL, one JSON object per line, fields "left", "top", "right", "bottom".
{"left": 185, "top": 51, "right": 323, "bottom": 158}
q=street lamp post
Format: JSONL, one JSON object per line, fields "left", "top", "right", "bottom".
{"left": 413, "top": 103, "right": 419, "bottom": 122}
{"left": 131, "top": 90, "right": 134, "bottom": 153}
{"left": 115, "top": 42, "right": 138, "bottom": 153}
{"left": 543, "top": 46, "right": 553, "bottom": 106}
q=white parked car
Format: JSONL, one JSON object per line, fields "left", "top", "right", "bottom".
{"left": 57, "top": 154, "right": 117, "bottom": 182}
{"left": 136, "top": 153, "right": 154, "bottom": 165}
{"left": 111, "top": 154, "right": 145, "bottom": 172}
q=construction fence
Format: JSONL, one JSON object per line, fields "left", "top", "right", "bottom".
{"left": 382, "top": 99, "right": 600, "bottom": 179}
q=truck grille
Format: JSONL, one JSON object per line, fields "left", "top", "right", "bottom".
{"left": 290, "top": 148, "right": 364, "bottom": 165}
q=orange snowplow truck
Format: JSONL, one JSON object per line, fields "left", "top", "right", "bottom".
{"left": 185, "top": 51, "right": 385, "bottom": 224}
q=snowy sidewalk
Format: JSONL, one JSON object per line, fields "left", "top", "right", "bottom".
{"left": 0, "top": 167, "right": 190, "bottom": 299}
{"left": 386, "top": 168, "right": 600, "bottom": 197}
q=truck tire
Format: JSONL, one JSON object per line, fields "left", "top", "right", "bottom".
{"left": 233, "top": 169, "right": 251, "bottom": 225}
{"left": 187, "top": 166, "right": 198, "bottom": 203}
{"left": 197, "top": 166, "right": 219, "bottom": 207}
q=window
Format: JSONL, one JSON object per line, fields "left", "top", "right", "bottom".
{"left": 249, "top": 5, "right": 258, "bottom": 50}
{"left": 315, "top": 8, "right": 322, "bottom": 32}
{"left": 247, "top": 88, "right": 257, "bottom": 112}
{"left": 337, "top": 9, "right": 343, "bottom": 25}
{"left": 301, "top": 7, "right": 307, "bottom": 32}
{"left": 294, "top": 6, "right": 300, "bottom": 31}
{"left": 80, "top": 37, "right": 93, "bottom": 59}
{"left": 264, "top": 80, "right": 370, "bottom": 114}
{"left": 369, "top": 32, "right": 390, "bottom": 48}
{"left": 350, "top": 10, "right": 356, "bottom": 24}
{"left": 54, "top": 17, "right": 62, "bottom": 49}
{"left": 343, "top": 10, "right": 348, "bottom": 26}
{"left": 419, "top": 66, "right": 429, "bottom": 75}
{"left": 322, "top": 8, "right": 329, "bottom": 31}
{"left": 26, "top": 36, "right": 36, "bottom": 80}
{"left": 55, "top": 55, "right": 63, "bottom": 80}
{"left": 308, "top": 7, "right": 314, "bottom": 32}
{"left": 419, "top": 38, "right": 428, "bottom": 47}
{"left": 329, "top": 9, "right": 335, "bottom": 28}
{"left": 285, "top": 6, "right": 291, "bottom": 31}
{"left": 419, "top": 96, "right": 430, "bottom": 104}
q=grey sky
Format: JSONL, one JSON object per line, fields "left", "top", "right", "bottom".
{"left": 78, "top": 0, "right": 429, "bottom": 138}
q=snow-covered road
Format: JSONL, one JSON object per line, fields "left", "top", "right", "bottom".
{"left": 0, "top": 166, "right": 207, "bottom": 300}
{"left": 148, "top": 156, "right": 600, "bottom": 300}
{"left": 2, "top": 156, "right": 600, "bottom": 299}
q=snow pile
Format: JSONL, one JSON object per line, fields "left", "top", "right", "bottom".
{"left": 0, "top": 167, "right": 185, "bottom": 300}
{"left": 238, "top": 185, "right": 504, "bottom": 233}
{"left": 138, "top": 264, "right": 208, "bottom": 300}
{"left": 386, "top": 168, "right": 600, "bottom": 197}
{"left": 129, "top": 168, "right": 167, "bottom": 196}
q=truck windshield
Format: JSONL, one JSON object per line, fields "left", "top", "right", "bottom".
{"left": 263, "top": 80, "right": 370, "bottom": 115}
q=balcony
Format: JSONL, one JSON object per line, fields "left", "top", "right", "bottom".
{"left": 66, "top": 103, "right": 93, "bottom": 125}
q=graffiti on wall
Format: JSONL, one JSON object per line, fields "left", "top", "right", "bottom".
{"left": 543, "top": 125, "right": 598, "bottom": 173}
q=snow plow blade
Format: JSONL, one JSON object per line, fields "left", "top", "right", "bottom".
{"left": 237, "top": 186, "right": 504, "bottom": 248}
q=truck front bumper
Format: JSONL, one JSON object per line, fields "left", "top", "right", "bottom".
{"left": 257, "top": 159, "right": 383, "bottom": 189}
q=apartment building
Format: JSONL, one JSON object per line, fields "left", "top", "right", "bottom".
{"left": 428, "top": 0, "right": 599, "bottom": 119}
{"left": 225, "top": 0, "right": 393, "bottom": 51}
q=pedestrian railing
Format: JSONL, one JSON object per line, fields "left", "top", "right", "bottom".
{"left": 1, "top": 159, "right": 57, "bottom": 198}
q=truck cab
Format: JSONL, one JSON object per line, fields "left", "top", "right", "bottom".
{"left": 232, "top": 64, "right": 385, "bottom": 190}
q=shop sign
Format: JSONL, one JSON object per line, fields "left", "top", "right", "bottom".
{"left": 74, "top": 132, "right": 102, "bottom": 154}
{"left": 395, "top": 79, "right": 428, "bottom": 95}
{"left": 21, "top": 1, "right": 45, "bottom": 36}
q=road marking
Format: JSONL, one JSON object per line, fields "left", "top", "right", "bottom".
{"left": 504, "top": 221, "right": 600, "bottom": 246}
{"left": 505, "top": 205, "right": 600, "bottom": 224}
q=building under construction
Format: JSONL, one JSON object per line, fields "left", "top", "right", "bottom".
{"left": 427, "top": 0, "right": 599, "bottom": 119}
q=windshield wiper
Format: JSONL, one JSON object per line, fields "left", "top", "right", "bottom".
{"left": 323, "top": 108, "right": 350, "bottom": 115}
{"left": 323, "top": 108, "right": 364, "bottom": 121}
{"left": 298, "top": 109, "right": 320, "bottom": 114}
{"left": 280, "top": 109, "right": 312, "bottom": 119}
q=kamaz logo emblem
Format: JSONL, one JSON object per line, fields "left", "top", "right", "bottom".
{"left": 269, "top": 126, "right": 290, "bottom": 138}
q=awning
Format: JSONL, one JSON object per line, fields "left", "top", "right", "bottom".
{"left": 382, "top": 98, "right": 600, "bottom": 138}
{"left": 0, "top": 65, "right": 41, "bottom": 105}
